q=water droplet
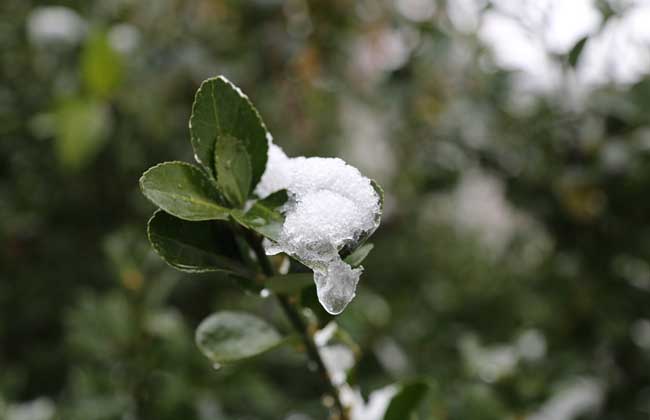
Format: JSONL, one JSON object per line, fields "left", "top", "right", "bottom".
{"left": 212, "top": 363, "right": 222, "bottom": 370}
{"left": 307, "top": 361, "right": 318, "bottom": 372}
{"left": 260, "top": 288, "right": 271, "bottom": 298}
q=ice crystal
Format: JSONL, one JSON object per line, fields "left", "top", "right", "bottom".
{"left": 257, "top": 141, "right": 381, "bottom": 314}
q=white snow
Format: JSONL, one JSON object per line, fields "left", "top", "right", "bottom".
{"left": 108, "top": 24, "right": 140, "bottom": 54}
{"left": 452, "top": 170, "right": 521, "bottom": 250}
{"left": 473, "top": 0, "right": 650, "bottom": 94}
{"left": 340, "top": 384, "right": 398, "bottom": 420}
{"left": 219, "top": 76, "right": 249, "bottom": 99}
{"left": 517, "top": 329, "right": 547, "bottom": 361}
{"left": 527, "top": 378, "right": 604, "bottom": 420}
{"left": 255, "top": 143, "right": 292, "bottom": 199}
{"left": 27, "top": 6, "right": 86, "bottom": 46}
{"left": 320, "top": 344, "right": 355, "bottom": 386}
{"left": 351, "top": 28, "right": 413, "bottom": 83}
{"left": 314, "top": 321, "right": 338, "bottom": 347}
{"left": 314, "top": 322, "right": 355, "bottom": 386}
{"left": 460, "top": 335, "right": 519, "bottom": 383}
{"left": 373, "top": 336, "right": 411, "bottom": 376}
{"left": 312, "top": 322, "right": 399, "bottom": 419}
{"left": 395, "top": 0, "right": 436, "bottom": 22}
{"left": 448, "top": 0, "right": 485, "bottom": 33}
{"left": 5, "top": 397, "right": 55, "bottom": 420}
{"left": 631, "top": 319, "right": 650, "bottom": 349}
{"left": 256, "top": 141, "right": 381, "bottom": 314}
{"left": 460, "top": 330, "right": 548, "bottom": 383}
{"left": 339, "top": 98, "right": 396, "bottom": 186}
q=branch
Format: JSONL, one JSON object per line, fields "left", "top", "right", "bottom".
{"left": 243, "top": 229, "right": 349, "bottom": 420}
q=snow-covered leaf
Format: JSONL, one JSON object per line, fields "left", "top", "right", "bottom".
{"left": 371, "top": 179, "right": 384, "bottom": 213}
{"left": 255, "top": 149, "right": 382, "bottom": 314}
{"left": 231, "top": 190, "right": 288, "bottom": 241}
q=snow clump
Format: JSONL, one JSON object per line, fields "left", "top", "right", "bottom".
{"left": 256, "top": 142, "right": 381, "bottom": 314}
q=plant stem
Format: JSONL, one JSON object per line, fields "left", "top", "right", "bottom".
{"left": 243, "top": 230, "right": 349, "bottom": 420}
{"left": 276, "top": 295, "right": 347, "bottom": 419}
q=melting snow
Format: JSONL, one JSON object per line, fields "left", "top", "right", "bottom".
{"left": 340, "top": 383, "right": 398, "bottom": 420}
{"left": 256, "top": 141, "right": 381, "bottom": 314}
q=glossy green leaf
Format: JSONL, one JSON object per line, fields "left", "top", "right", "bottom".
{"left": 215, "top": 134, "right": 252, "bottom": 207}
{"left": 140, "top": 162, "right": 229, "bottom": 221}
{"left": 54, "top": 98, "right": 110, "bottom": 171}
{"left": 383, "top": 380, "right": 429, "bottom": 420}
{"left": 147, "top": 210, "right": 250, "bottom": 275}
{"left": 344, "top": 243, "right": 374, "bottom": 267}
{"left": 189, "top": 76, "right": 268, "bottom": 187}
{"left": 265, "top": 273, "right": 313, "bottom": 294}
{"left": 82, "top": 29, "right": 123, "bottom": 98}
{"left": 231, "top": 190, "right": 288, "bottom": 241}
{"left": 195, "top": 311, "right": 283, "bottom": 363}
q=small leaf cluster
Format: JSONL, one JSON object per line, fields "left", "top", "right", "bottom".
{"left": 139, "top": 76, "right": 376, "bottom": 362}
{"left": 139, "top": 76, "right": 294, "bottom": 361}
{"left": 138, "top": 76, "right": 422, "bottom": 418}
{"left": 140, "top": 76, "right": 291, "bottom": 272}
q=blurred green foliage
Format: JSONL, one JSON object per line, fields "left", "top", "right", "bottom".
{"left": 2, "top": 0, "right": 650, "bottom": 419}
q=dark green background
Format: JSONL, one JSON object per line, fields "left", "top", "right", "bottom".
{"left": 2, "top": 0, "right": 650, "bottom": 419}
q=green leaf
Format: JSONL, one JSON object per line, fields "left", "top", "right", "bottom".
{"left": 231, "top": 190, "right": 288, "bottom": 241}
{"left": 195, "top": 311, "right": 283, "bottom": 363}
{"left": 383, "top": 380, "right": 429, "bottom": 420}
{"left": 54, "top": 98, "right": 111, "bottom": 171}
{"left": 140, "top": 162, "right": 230, "bottom": 221}
{"left": 265, "top": 273, "right": 313, "bottom": 294}
{"left": 215, "top": 134, "right": 252, "bottom": 207}
{"left": 189, "top": 76, "right": 268, "bottom": 187}
{"left": 255, "top": 189, "right": 289, "bottom": 208}
{"left": 568, "top": 36, "right": 588, "bottom": 68}
{"left": 147, "top": 210, "right": 251, "bottom": 275}
{"left": 82, "top": 29, "right": 123, "bottom": 98}
{"left": 344, "top": 243, "right": 374, "bottom": 267}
